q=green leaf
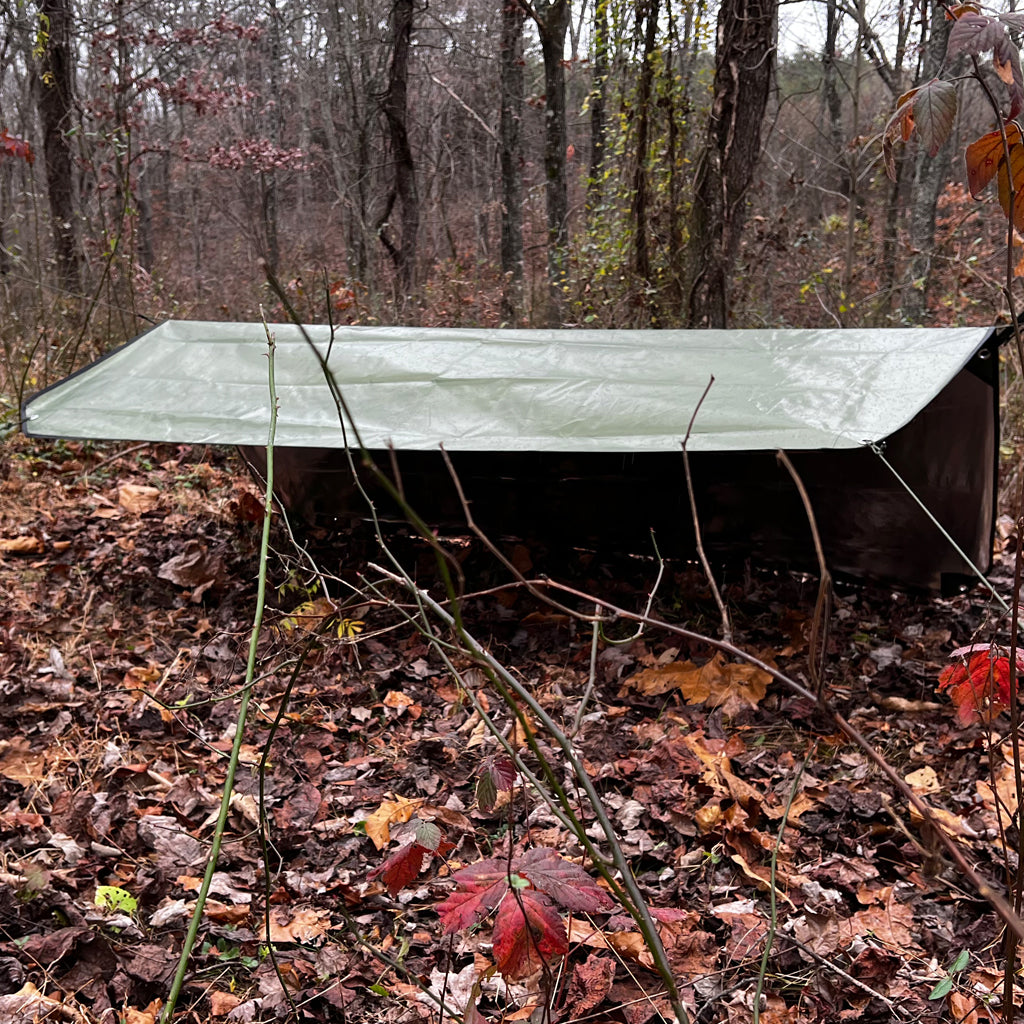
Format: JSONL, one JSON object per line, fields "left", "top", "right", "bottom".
{"left": 476, "top": 772, "right": 497, "bottom": 813}
{"left": 94, "top": 885, "right": 137, "bottom": 914}
{"left": 928, "top": 976, "right": 954, "bottom": 1000}
{"left": 950, "top": 949, "right": 970, "bottom": 973}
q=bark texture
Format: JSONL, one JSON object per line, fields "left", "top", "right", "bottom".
{"left": 901, "top": 0, "right": 952, "bottom": 324}
{"left": 379, "top": 0, "right": 419, "bottom": 296}
{"left": 35, "top": 0, "right": 80, "bottom": 292}
{"left": 685, "top": 0, "right": 777, "bottom": 327}
{"left": 528, "top": 0, "right": 570, "bottom": 325}
{"left": 500, "top": 0, "right": 526, "bottom": 322}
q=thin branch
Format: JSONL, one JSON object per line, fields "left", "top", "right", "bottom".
{"left": 681, "top": 375, "right": 732, "bottom": 643}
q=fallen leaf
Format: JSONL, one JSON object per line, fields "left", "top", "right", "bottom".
{"left": 0, "top": 741, "right": 46, "bottom": 785}
{"left": 209, "top": 990, "right": 242, "bottom": 1016}
{"left": 904, "top": 766, "right": 940, "bottom": 793}
{"left": 119, "top": 483, "right": 160, "bottom": 513}
{"left": 563, "top": 952, "right": 615, "bottom": 1018}
{"left": 0, "top": 535, "right": 44, "bottom": 554}
{"left": 121, "top": 999, "right": 162, "bottom": 1024}
{"left": 364, "top": 795, "right": 424, "bottom": 850}
{"left": 262, "top": 905, "right": 332, "bottom": 944}
{"left": 203, "top": 899, "right": 250, "bottom": 925}
{"left": 0, "top": 982, "right": 90, "bottom": 1023}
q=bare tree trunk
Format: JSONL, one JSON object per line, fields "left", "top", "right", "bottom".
{"left": 823, "top": 0, "right": 844, "bottom": 193}
{"left": 588, "top": 0, "right": 608, "bottom": 205}
{"left": 632, "top": 0, "right": 659, "bottom": 300}
{"left": 35, "top": 0, "right": 80, "bottom": 293}
{"left": 523, "top": 0, "right": 569, "bottom": 325}
{"left": 379, "top": 0, "right": 419, "bottom": 298}
{"left": 500, "top": 0, "right": 525, "bottom": 323}
{"left": 901, "top": 0, "right": 952, "bottom": 323}
{"left": 262, "top": 0, "right": 282, "bottom": 275}
{"left": 685, "top": 0, "right": 777, "bottom": 327}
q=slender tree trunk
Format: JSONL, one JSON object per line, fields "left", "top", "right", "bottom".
{"left": 632, "top": 0, "right": 659, "bottom": 295}
{"left": 525, "top": 0, "right": 570, "bottom": 325}
{"left": 685, "top": 0, "right": 777, "bottom": 327}
{"left": 666, "top": 0, "right": 686, "bottom": 316}
{"left": 901, "top": 0, "right": 952, "bottom": 323}
{"left": 588, "top": 0, "right": 608, "bottom": 205}
{"left": 823, "top": 0, "right": 847, "bottom": 204}
{"left": 262, "top": 0, "right": 282, "bottom": 274}
{"left": 136, "top": 159, "right": 154, "bottom": 272}
{"left": 380, "top": 0, "right": 419, "bottom": 297}
{"left": 500, "top": 0, "right": 525, "bottom": 322}
{"left": 35, "top": 0, "right": 80, "bottom": 293}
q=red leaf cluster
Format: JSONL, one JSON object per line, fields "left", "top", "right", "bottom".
{"left": 437, "top": 847, "right": 615, "bottom": 980}
{"left": 367, "top": 822, "right": 455, "bottom": 897}
{"left": 938, "top": 646, "right": 1014, "bottom": 725}
{"left": 1, "top": 130, "right": 33, "bottom": 166}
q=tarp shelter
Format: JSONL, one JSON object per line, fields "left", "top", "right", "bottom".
{"left": 21, "top": 320, "right": 1002, "bottom": 590}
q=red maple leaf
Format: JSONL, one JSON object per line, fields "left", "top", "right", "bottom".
{"left": 492, "top": 890, "right": 568, "bottom": 980}
{"left": 938, "top": 645, "right": 1016, "bottom": 725}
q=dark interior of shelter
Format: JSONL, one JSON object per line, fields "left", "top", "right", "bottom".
{"left": 239, "top": 341, "right": 999, "bottom": 595}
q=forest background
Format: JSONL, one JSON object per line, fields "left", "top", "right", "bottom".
{"left": 0, "top": 0, "right": 1011, "bottom": 419}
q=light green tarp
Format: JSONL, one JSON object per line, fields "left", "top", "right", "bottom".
{"left": 21, "top": 320, "right": 995, "bottom": 452}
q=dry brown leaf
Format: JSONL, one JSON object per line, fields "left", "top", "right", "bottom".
{"left": 0, "top": 535, "right": 44, "bottom": 554}
{"left": 845, "top": 888, "right": 915, "bottom": 950}
{"left": 690, "top": 654, "right": 771, "bottom": 712}
{"left": 908, "top": 802, "right": 976, "bottom": 838}
{"left": 694, "top": 800, "right": 723, "bottom": 833}
{"left": 949, "top": 990, "right": 1000, "bottom": 1023}
{"left": 0, "top": 741, "right": 46, "bottom": 785}
{"left": 364, "top": 795, "right": 424, "bottom": 850}
{"left": 655, "top": 910, "right": 720, "bottom": 976}
{"left": 209, "top": 990, "right": 242, "bottom": 1016}
{"left": 504, "top": 1005, "right": 540, "bottom": 1021}
{"left": 203, "top": 899, "right": 250, "bottom": 925}
{"left": 625, "top": 654, "right": 771, "bottom": 711}
{"left": 721, "top": 769, "right": 763, "bottom": 812}
{"left": 977, "top": 755, "right": 1019, "bottom": 831}
{"left": 123, "top": 664, "right": 162, "bottom": 690}
{"left": 262, "top": 905, "right": 331, "bottom": 944}
{"left": 712, "top": 899, "right": 767, "bottom": 962}
{"left": 119, "top": 483, "right": 160, "bottom": 513}
{"left": 563, "top": 953, "right": 615, "bottom": 1019}
{"left": 904, "top": 766, "right": 940, "bottom": 793}
{"left": 121, "top": 1000, "right": 162, "bottom": 1024}
{"left": 729, "top": 853, "right": 792, "bottom": 905}
{"left": 567, "top": 919, "right": 654, "bottom": 967}
{"left": 624, "top": 660, "right": 702, "bottom": 696}
{"left": 0, "top": 981, "right": 90, "bottom": 1023}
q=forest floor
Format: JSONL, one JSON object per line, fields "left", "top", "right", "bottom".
{"left": 0, "top": 435, "right": 1020, "bottom": 1024}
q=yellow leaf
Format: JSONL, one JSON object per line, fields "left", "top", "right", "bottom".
{"left": 364, "top": 795, "right": 424, "bottom": 850}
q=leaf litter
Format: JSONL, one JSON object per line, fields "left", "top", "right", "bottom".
{"left": 0, "top": 435, "right": 1020, "bottom": 1021}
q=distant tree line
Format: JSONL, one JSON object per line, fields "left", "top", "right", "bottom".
{"left": 0, "top": 0, "right": 1006, "bottom": 361}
